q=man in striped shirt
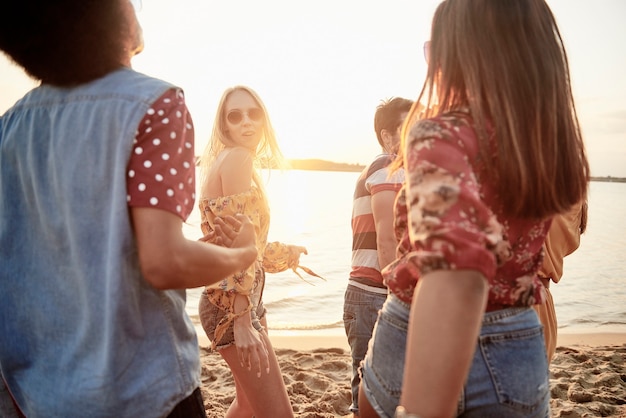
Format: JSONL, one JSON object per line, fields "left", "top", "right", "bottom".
{"left": 343, "top": 97, "right": 413, "bottom": 417}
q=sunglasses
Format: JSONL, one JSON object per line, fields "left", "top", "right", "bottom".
{"left": 226, "top": 108, "right": 264, "bottom": 125}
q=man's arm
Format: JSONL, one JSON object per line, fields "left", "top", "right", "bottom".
{"left": 372, "top": 189, "right": 399, "bottom": 269}
{"left": 131, "top": 207, "right": 257, "bottom": 289}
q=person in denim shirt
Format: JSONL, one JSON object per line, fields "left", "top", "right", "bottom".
{"left": 0, "top": 1, "right": 257, "bottom": 417}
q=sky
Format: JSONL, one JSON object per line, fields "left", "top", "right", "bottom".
{"left": 1, "top": 0, "right": 625, "bottom": 177}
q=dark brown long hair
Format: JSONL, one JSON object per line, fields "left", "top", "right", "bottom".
{"left": 400, "top": 0, "right": 589, "bottom": 219}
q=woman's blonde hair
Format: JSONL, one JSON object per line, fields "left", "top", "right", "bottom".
{"left": 199, "top": 85, "right": 286, "bottom": 194}
{"left": 399, "top": 0, "right": 589, "bottom": 219}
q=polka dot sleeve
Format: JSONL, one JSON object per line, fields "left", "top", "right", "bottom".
{"left": 126, "top": 88, "right": 195, "bottom": 220}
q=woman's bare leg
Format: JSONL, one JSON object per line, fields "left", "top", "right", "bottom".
{"left": 220, "top": 331, "right": 293, "bottom": 418}
{"left": 358, "top": 384, "right": 379, "bottom": 418}
{"left": 224, "top": 374, "right": 254, "bottom": 418}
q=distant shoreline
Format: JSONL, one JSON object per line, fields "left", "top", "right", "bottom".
{"left": 196, "top": 157, "right": 625, "bottom": 180}
{"left": 590, "top": 176, "right": 626, "bottom": 183}
{"left": 286, "top": 159, "right": 364, "bottom": 172}
{"left": 287, "top": 161, "right": 626, "bottom": 181}
{"left": 289, "top": 159, "right": 626, "bottom": 183}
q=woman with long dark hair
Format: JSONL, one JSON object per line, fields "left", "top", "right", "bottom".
{"left": 359, "top": 1, "right": 589, "bottom": 417}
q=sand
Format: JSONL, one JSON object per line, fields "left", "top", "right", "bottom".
{"left": 196, "top": 330, "right": 626, "bottom": 418}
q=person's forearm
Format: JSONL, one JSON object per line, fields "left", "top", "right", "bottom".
{"left": 372, "top": 189, "right": 398, "bottom": 270}
{"left": 377, "top": 235, "right": 397, "bottom": 270}
{"left": 131, "top": 207, "right": 258, "bottom": 290}
{"left": 233, "top": 292, "right": 253, "bottom": 314}
{"left": 400, "top": 270, "right": 488, "bottom": 418}
{"left": 143, "top": 238, "right": 256, "bottom": 290}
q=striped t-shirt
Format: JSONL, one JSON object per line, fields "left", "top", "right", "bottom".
{"left": 350, "top": 154, "right": 404, "bottom": 288}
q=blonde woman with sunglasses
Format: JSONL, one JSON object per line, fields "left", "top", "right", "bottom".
{"left": 197, "top": 86, "right": 311, "bottom": 417}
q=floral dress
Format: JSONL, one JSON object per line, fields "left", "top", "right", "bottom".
{"left": 199, "top": 187, "right": 302, "bottom": 348}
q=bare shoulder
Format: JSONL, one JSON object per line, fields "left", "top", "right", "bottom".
{"left": 220, "top": 147, "right": 253, "bottom": 177}
{"left": 201, "top": 148, "right": 253, "bottom": 198}
{"left": 219, "top": 147, "right": 254, "bottom": 195}
{"left": 221, "top": 146, "right": 254, "bottom": 165}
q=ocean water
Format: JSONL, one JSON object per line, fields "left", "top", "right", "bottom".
{"left": 183, "top": 170, "right": 626, "bottom": 336}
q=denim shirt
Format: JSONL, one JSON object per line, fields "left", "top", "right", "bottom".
{"left": 0, "top": 68, "right": 200, "bottom": 417}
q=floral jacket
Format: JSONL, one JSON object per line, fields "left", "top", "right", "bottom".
{"left": 383, "top": 112, "right": 549, "bottom": 311}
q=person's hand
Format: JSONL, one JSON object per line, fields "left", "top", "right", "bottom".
{"left": 287, "top": 245, "right": 307, "bottom": 268}
{"left": 211, "top": 214, "right": 256, "bottom": 249}
{"left": 198, "top": 229, "right": 217, "bottom": 244}
{"left": 233, "top": 314, "right": 270, "bottom": 378}
{"left": 289, "top": 245, "right": 307, "bottom": 258}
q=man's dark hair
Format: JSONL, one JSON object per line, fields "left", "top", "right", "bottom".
{"left": 374, "top": 97, "right": 414, "bottom": 148}
{"left": 0, "top": 0, "right": 129, "bottom": 86}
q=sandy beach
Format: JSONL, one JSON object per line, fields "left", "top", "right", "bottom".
{"left": 195, "top": 328, "right": 626, "bottom": 417}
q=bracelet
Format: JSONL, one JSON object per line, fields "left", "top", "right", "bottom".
{"left": 395, "top": 406, "right": 423, "bottom": 418}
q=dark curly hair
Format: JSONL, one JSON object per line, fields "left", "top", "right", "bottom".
{"left": 0, "top": 0, "right": 131, "bottom": 86}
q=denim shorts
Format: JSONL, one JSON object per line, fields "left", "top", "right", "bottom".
{"left": 343, "top": 283, "right": 387, "bottom": 414}
{"left": 198, "top": 268, "right": 266, "bottom": 350}
{"left": 360, "top": 294, "right": 550, "bottom": 418}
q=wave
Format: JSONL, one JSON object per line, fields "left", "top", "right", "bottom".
{"left": 268, "top": 321, "right": 344, "bottom": 332}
